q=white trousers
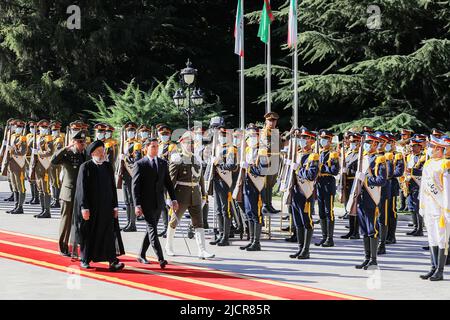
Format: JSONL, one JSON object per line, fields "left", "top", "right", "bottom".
{"left": 423, "top": 213, "right": 450, "bottom": 249}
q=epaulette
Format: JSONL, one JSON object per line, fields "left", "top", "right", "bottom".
{"left": 105, "top": 142, "right": 112, "bottom": 149}
{"left": 442, "top": 159, "right": 450, "bottom": 170}
{"left": 105, "top": 138, "right": 117, "bottom": 146}
{"left": 394, "top": 153, "right": 403, "bottom": 161}
{"left": 384, "top": 152, "right": 394, "bottom": 161}
{"left": 329, "top": 151, "right": 339, "bottom": 159}
{"left": 55, "top": 136, "right": 64, "bottom": 144}
{"left": 245, "top": 146, "right": 253, "bottom": 154}
{"left": 419, "top": 155, "right": 427, "bottom": 163}
{"left": 308, "top": 153, "right": 319, "bottom": 162}
{"left": 20, "top": 136, "right": 27, "bottom": 143}
{"left": 170, "top": 152, "right": 182, "bottom": 163}
{"left": 258, "top": 149, "right": 268, "bottom": 157}
{"left": 168, "top": 143, "right": 176, "bottom": 152}
{"left": 45, "top": 135, "right": 53, "bottom": 143}
{"left": 26, "top": 133, "right": 33, "bottom": 138}
{"left": 375, "top": 155, "right": 386, "bottom": 164}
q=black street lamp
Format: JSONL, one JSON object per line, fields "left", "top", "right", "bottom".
{"left": 173, "top": 59, "right": 204, "bottom": 130}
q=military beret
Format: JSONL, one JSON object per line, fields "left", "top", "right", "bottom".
{"left": 106, "top": 124, "right": 115, "bottom": 132}
{"left": 70, "top": 121, "right": 84, "bottom": 129}
{"left": 264, "top": 112, "right": 279, "bottom": 120}
{"left": 87, "top": 139, "right": 104, "bottom": 155}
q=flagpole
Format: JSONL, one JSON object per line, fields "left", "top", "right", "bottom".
{"left": 293, "top": 0, "right": 298, "bottom": 128}
{"left": 240, "top": 0, "right": 245, "bottom": 130}
{"left": 266, "top": 23, "right": 271, "bottom": 114}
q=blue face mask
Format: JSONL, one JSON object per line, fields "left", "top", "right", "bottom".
{"left": 363, "top": 143, "right": 372, "bottom": 152}
{"left": 105, "top": 132, "right": 112, "bottom": 139}
{"left": 159, "top": 135, "right": 170, "bottom": 143}
{"left": 233, "top": 138, "right": 240, "bottom": 146}
{"left": 319, "top": 138, "right": 329, "bottom": 148}
{"left": 15, "top": 127, "right": 23, "bottom": 135}
{"left": 97, "top": 132, "right": 105, "bottom": 140}
{"left": 349, "top": 142, "right": 357, "bottom": 150}
{"left": 140, "top": 132, "right": 149, "bottom": 139}
{"left": 297, "top": 138, "right": 307, "bottom": 148}
{"left": 385, "top": 144, "right": 392, "bottom": 152}
{"left": 127, "top": 131, "right": 136, "bottom": 139}
{"left": 30, "top": 128, "right": 36, "bottom": 135}
{"left": 52, "top": 131, "right": 59, "bottom": 137}
{"left": 40, "top": 128, "right": 48, "bottom": 135}
{"left": 218, "top": 136, "right": 227, "bottom": 144}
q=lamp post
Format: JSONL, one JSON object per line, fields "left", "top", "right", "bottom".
{"left": 173, "top": 59, "right": 204, "bottom": 130}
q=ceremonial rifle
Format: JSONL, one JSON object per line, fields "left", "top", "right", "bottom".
{"left": 64, "top": 125, "right": 70, "bottom": 147}
{"left": 204, "top": 128, "right": 217, "bottom": 195}
{"left": 0, "top": 123, "right": 12, "bottom": 176}
{"left": 345, "top": 136, "right": 365, "bottom": 216}
{"left": 278, "top": 131, "right": 293, "bottom": 193}
{"left": 338, "top": 141, "right": 347, "bottom": 204}
{"left": 232, "top": 134, "right": 247, "bottom": 202}
{"left": 0, "top": 121, "right": 10, "bottom": 165}
{"left": 282, "top": 133, "right": 298, "bottom": 205}
{"left": 116, "top": 127, "right": 125, "bottom": 189}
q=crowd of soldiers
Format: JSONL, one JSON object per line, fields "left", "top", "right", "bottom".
{"left": 0, "top": 114, "right": 449, "bottom": 280}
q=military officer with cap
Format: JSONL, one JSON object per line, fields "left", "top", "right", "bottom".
{"left": 209, "top": 124, "right": 238, "bottom": 247}
{"left": 49, "top": 121, "right": 64, "bottom": 209}
{"left": 5, "top": 120, "right": 27, "bottom": 214}
{"left": 260, "top": 112, "right": 281, "bottom": 214}
{"left": 314, "top": 129, "right": 340, "bottom": 247}
{"left": 51, "top": 130, "right": 87, "bottom": 256}
{"left": 288, "top": 127, "right": 319, "bottom": 259}
{"left": 32, "top": 119, "right": 54, "bottom": 218}
{"left": 25, "top": 120, "right": 40, "bottom": 205}
{"left": 138, "top": 124, "right": 152, "bottom": 148}
{"left": 1, "top": 118, "right": 16, "bottom": 202}
{"left": 165, "top": 131, "right": 215, "bottom": 259}
{"left": 354, "top": 134, "right": 387, "bottom": 270}
{"left": 419, "top": 135, "right": 450, "bottom": 281}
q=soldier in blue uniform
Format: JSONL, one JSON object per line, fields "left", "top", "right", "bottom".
{"left": 354, "top": 134, "right": 387, "bottom": 270}
{"left": 314, "top": 129, "right": 340, "bottom": 247}
{"left": 289, "top": 127, "right": 319, "bottom": 259}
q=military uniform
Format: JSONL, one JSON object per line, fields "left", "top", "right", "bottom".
{"left": 315, "top": 129, "right": 340, "bottom": 247}
{"left": 354, "top": 134, "right": 387, "bottom": 270}
{"left": 104, "top": 124, "right": 118, "bottom": 168}
{"left": 5, "top": 120, "right": 27, "bottom": 214}
{"left": 25, "top": 121, "right": 40, "bottom": 205}
{"left": 49, "top": 121, "right": 64, "bottom": 208}
{"left": 397, "top": 129, "right": 413, "bottom": 211}
{"left": 51, "top": 130, "right": 87, "bottom": 255}
{"left": 1, "top": 119, "right": 16, "bottom": 202}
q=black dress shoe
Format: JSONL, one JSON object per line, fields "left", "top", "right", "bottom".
{"left": 159, "top": 260, "right": 168, "bottom": 269}
{"left": 422, "top": 246, "right": 430, "bottom": 251}
{"left": 60, "top": 251, "right": 71, "bottom": 257}
{"left": 36, "top": 212, "right": 51, "bottom": 218}
{"left": 349, "top": 234, "right": 360, "bottom": 240}
{"left": 30, "top": 198, "right": 40, "bottom": 205}
{"left": 137, "top": 256, "right": 150, "bottom": 264}
{"left": 123, "top": 225, "right": 137, "bottom": 232}
{"left": 109, "top": 261, "right": 125, "bottom": 272}
{"left": 80, "top": 261, "right": 91, "bottom": 269}
{"left": 281, "top": 226, "right": 290, "bottom": 232}
{"left": 158, "top": 230, "right": 167, "bottom": 237}
{"left": 4, "top": 194, "right": 14, "bottom": 201}
{"left": 281, "top": 215, "right": 289, "bottom": 220}
{"left": 137, "top": 216, "right": 145, "bottom": 221}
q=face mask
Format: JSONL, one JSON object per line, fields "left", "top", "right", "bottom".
{"left": 195, "top": 134, "right": 203, "bottom": 141}
{"left": 218, "top": 136, "right": 227, "bottom": 144}
{"left": 105, "top": 132, "right": 112, "bottom": 139}
{"left": 52, "top": 131, "right": 59, "bottom": 137}
{"left": 298, "top": 138, "right": 307, "bottom": 148}
{"left": 15, "top": 127, "right": 23, "bottom": 135}
{"left": 159, "top": 135, "right": 170, "bottom": 143}
{"left": 427, "top": 148, "right": 433, "bottom": 158}
{"left": 93, "top": 156, "right": 105, "bottom": 164}
{"left": 377, "top": 143, "right": 384, "bottom": 150}
{"left": 11, "top": 125, "right": 17, "bottom": 131}
{"left": 385, "top": 144, "right": 392, "bottom": 152}
{"left": 140, "top": 132, "right": 149, "bottom": 139}
{"left": 247, "top": 137, "right": 258, "bottom": 147}
{"left": 30, "top": 128, "right": 36, "bottom": 135}
{"left": 319, "top": 138, "right": 329, "bottom": 148}
{"left": 349, "top": 142, "right": 357, "bottom": 150}
{"left": 233, "top": 138, "right": 240, "bottom": 146}
{"left": 96, "top": 132, "right": 105, "bottom": 140}
{"left": 363, "top": 143, "right": 372, "bottom": 152}
{"left": 127, "top": 131, "right": 136, "bottom": 139}
{"left": 40, "top": 128, "right": 48, "bottom": 135}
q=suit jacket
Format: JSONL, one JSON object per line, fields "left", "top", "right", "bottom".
{"left": 132, "top": 156, "right": 176, "bottom": 216}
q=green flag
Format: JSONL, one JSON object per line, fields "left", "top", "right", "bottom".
{"left": 257, "top": 0, "right": 274, "bottom": 44}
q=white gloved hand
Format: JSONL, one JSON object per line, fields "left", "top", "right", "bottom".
{"left": 357, "top": 172, "right": 367, "bottom": 182}
{"left": 119, "top": 154, "right": 124, "bottom": 161}
{"left": 292, "top": 162, "right": 300, "bottom": 171}
{"left": 240, "top": 161, "right": 249, "bottom": 169}
{"left": 31, "top": 148, "right": 38, "bottom": 155}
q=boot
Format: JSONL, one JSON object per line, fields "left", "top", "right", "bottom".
{"left": 4, "top": 192, "right": 14, "bottom": 201}
{"left": 363, "top": 237, "right": 378, "bottom": 270}
{"left": 315, "top": 219, "right": 327, "bottom": 246}
{"left": 26, "top": 184, "right": 35, "bottom": 204}
{"left": 164, "top": 226, "right": 176, "bottom": 256}
{"left": 350, "top": 217, "right": 360, "bottom": 239}
{"left": 429, "top": 248, "right": 447, "bottom": 281}
{"left": 11, "top": 193, "right": 25, "bottom": 214}
{"left": 377, "top": 224, "right": 387, "bottom": 254}
{"left": 34, "top": 194, "right": 45, "bottom": 217}
{"left": 341, "top": 215, "right": 355, "bottom": 239}
{"left": 30, "top": 184, "right": 40, "bottom": 204}
{"left": 37, "top": 195, "right": 51, "bottom": 218}
{"left": 51, "top": 187, "right": 60, "bottom": 208}
{"left": 195, "top": 228, "right": 215, "bottom": 259}
{"left": 285, "top": 220, "right": 297, "bottom": 242}
{"left": 355, "top": 236, "right": 371, "bottom": 269}
{"left": 386, "top": 217, "right": 397, "bottom": 244}
{"left": 123, "top": 206, "right": 137, "bottom": 232}
{"left": 218, "top": 216, "right": 231, "bottom": 246}
{"left": 6, "top": 192, "right": 19, "bottom": 213}
{"left": 420, "top": 246, "right": 438, "bottom": 280}
{"left": 246, "top": 223, "right": 262, "bottom": 251}
{"left": 202, "top": 203, "right": 209, "bottom": 229}
{"left": 240, "top": 222, "right": 254, "bottom": 250}
{"left": 210, "top": 215, "right": 224, "bottom": 245}
{"left": 411, "top": 214, "right": 424, "bottom": 236}
{"left": 406, "top": 212, "right": 418, "bottom": 235}
{"left": 298, "top": 228, "right": 313, "bottom": 259}
{"left": 322, "top": 220, "right": 334, "bottom": 247}
{"left": 289, "top": 227, "right": 304, "bottom": 259}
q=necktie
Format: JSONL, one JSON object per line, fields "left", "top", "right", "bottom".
{"left": 152, "top": 158, "right": 158, "bottom": 174}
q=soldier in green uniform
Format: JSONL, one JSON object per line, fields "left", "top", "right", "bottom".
{"left": 2, "top": 118, "right": 16, "bottom": 202}
{"left": 49, "top": 121, "right": 64, "bottom": 208}
{"left": 165, "top": 131, "right": 215, "bottom": 259}
{"left": 5, "top": 120, "right": 27, "bottom": 214}
{"left": 25, "top": 121, "right": 40, "bottom": 205}
{"left": 51, "top": 130, "right": 87, "bottom": 256}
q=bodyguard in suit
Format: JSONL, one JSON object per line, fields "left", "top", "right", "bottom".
{"left": 133, "top": 138, "right": 178, "bottom": 269}
{"left": 51, "top": 130, "right": 87, "bottom": 256}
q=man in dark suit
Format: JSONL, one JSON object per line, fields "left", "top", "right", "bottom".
{"left": 132, "top": 138, "right": 178, "bottom": 269}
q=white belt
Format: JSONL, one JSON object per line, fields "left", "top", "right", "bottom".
{"left": 176, "top": 181, "right": 198, "bottom": 187}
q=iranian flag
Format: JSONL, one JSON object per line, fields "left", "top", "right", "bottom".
{"left": 234, "top": 0, "right": 244, "bottom": 56}
{"left": 287, "top": 0, "right": 297, "bottom": 47}
{"left": 257, "top": 0, "right": 274, "bottom": 44}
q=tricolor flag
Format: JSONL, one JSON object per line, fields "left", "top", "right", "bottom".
{"left": 257, "top": 0, "right": 274, "bottom": 44}
{"left": 234, "top": 0, "right": 244, "bottom": 56}
{"left": 287, "top": 0, "right": 297, "bottom": 47}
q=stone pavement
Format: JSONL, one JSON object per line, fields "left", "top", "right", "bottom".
{"left": 0, "top": 179, "right": 449, "bottom": 300}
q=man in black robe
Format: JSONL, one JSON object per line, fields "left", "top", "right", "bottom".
{"left": 74, "top": 140, "right": 125, "bottom": 271}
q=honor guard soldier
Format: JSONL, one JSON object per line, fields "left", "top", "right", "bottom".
{"left": 192, "top": 125, "right": 210, "bottom": 227}
{"left": 419, "top": 135, "right": 450, "bottom": 281}
{"left": 315, "top": 129, "right": 340, "bottom": 247}
{"left": 288, "top": 127, "right": 319, "bottom": 259}
{"left": 431, "top": 128, "right": 445, "bottom": 139}
{"left": 49, "top": 121, "right": 64, "bottom": 209}
{"left": 5, "top": 120, "right": 27, "bottom": 214}
{"left": 81, "top": 122, "right": 91, "bottom": 146}
{"left": 260, "top": 112, "right": 281, "bottom": 214}
{"left": 138, "top": 125, "right": 152, "bottom": 149}
{"left": 104, "top": 124, "right": 118, "bottom": 166}
{"left": 165, "top": 131, "right": 215, "bottom": 259}
{"left": 51, "top": 130, "right": 87, "bottom": 256}
{"left": 397, "top": 129, "right": 414, "bottom": 211}
{"left": 32, "top": 119, "right": 54, "bottom": 218}
{"left": 341, "top": 133, "right": 362, "bottom": 239}
{"left": 386, "top": 133, "right": 404, "bottom": 244}
{"left": 238, "top": 124, "right": 270, "bottom": 252}
{"left": 354, "top": 134, "right": 387, "bottom": 269}
{"left": 25, "top": 121, "right": 40, "bottom": 205}
{"left": 1, "top": 118, "right": 16, "bottom": 202}
{"left": 123, "top": 141, "right": 143, "bottom": 232}
{"left": 157, "top": 124, "right": 177, "bottom": 237}
{"left": 405, "top": 136, "right": 426, "bottom": 236}
{"left": 209, "top": 124, "right": 238, "bottom": 247}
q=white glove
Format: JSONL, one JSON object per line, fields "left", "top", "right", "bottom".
{"left": 119, "top": 154, "right": 124, "bottom": 161}
{"left": 31, "top": 148, "right": 38, "bottom": 155}
{"left": 6, "top": 145, "right": 12, "bottom": 151}
{"left": 292, "top": 162, "right": 300, "bottom": 170}
{"left": 2, "top": 141, "right": 7, "bottom": 147}
{"left": 356, "top": 172, "right": 367, "bottom": 182}
{"left": 165, "top": 199, "right": 172, "bottom": 207}
{"left": 240, "top": 161, "right": 249, "bottom": 169}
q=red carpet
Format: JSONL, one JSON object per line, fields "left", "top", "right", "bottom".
{"left": 0, "top": 229, "right": 366, "bottom": 300}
